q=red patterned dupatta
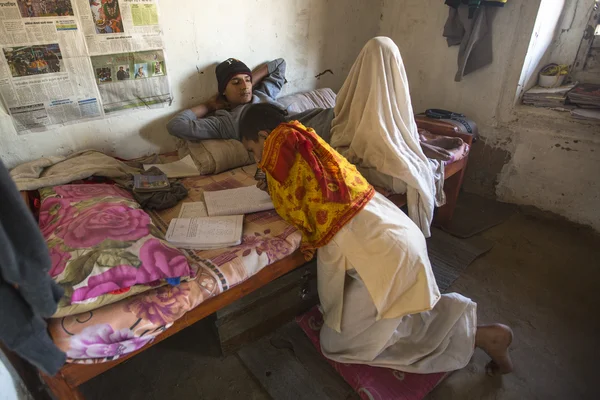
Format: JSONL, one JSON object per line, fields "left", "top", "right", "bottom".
{"left": 258, "top": 121, "right": 374, "bottom": 259}
{"left": 260, "top": 122, "right": 351, "bottom": 203}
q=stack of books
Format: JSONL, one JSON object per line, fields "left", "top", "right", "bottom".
{"left": 522, "top": 84, "right": 576, "bottom": 108}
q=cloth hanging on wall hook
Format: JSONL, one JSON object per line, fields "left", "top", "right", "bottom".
{"left": 443, "top": 2, "right": 503, "bottom": 81}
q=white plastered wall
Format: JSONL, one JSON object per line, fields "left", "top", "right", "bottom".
{"left": 0, "top": 0, "right": 381, "bottom": 168}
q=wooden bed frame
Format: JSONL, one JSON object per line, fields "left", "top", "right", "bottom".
{"left": 4, "top": 118, "right": 474, "bottom": 400}
{"left": 41, "top": 251, "right": 306, "bottom": 399}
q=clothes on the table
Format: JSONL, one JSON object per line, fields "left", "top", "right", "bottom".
{"left": 167, "top": 59, "right": 335, "bottom": 143}
{"left": 318, "top": 192, "right": 477, "bottom": 373}
{"left": 0, "top": 159, "right": 66, "bottom": 375}
{"left": 259, "top": 121, "right": 374, "bottom": 260}
{"left": 329, "top": 37, "right": 441, "bottom": 237}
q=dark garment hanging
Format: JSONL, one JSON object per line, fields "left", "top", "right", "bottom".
{"left": 0, "top": 159, "right": 66, "bottom": 376}
{"left": 443, "top": 4, "right": 499, "bottom": 81}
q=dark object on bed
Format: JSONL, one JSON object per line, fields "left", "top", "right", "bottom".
{"left": 0, "top": 160, "right": 66, "bottom": 376}
{"left": 133, "top": 171, "right": 170, "bottom": 192}
{"left": 132, "top": 167, "right": 188, "bottom": 210}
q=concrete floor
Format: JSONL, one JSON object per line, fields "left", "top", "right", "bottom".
{"left": 427, "top": 210, "right": 600, "bottom": 400}
{"left": 81, "top": 210, "right": 600, "bottom": 400}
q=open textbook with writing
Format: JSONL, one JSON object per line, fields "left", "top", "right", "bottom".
{"left": 204, "top": 185, "right": 274, "bottom": 216}
{"left": 178, "top": 202, "right": 208, "bottom": 218}
{"left": 165, "top": 215, "right": 244, "bottom": 250}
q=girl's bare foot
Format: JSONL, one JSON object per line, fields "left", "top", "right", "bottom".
{"left": 475, "top": 324, "right": 514, "bottom": 376}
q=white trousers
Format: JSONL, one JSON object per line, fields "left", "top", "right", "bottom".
{"left": 318, "top": 194, "right": 477, "bottom": 374}
{"left": 319, "top": 270, "right": 477, "bottom": 374}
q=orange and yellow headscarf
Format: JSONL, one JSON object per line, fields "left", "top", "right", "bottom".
{"left": 258, "top": 121, "right": 374, "bottom": 260}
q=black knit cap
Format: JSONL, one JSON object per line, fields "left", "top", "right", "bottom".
{"left": 215, "top": 58, "right": 252, "bottom": 94}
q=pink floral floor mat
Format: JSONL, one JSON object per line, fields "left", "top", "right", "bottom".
{"left": 296, "top": 306, "right": 448, "bottom": 400}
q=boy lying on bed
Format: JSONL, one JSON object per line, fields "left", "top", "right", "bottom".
{"left": 166, "top": 54, "right": 335, "bottom": 143}
{"left": 238, "top": 101, "right": 514, "bottom": 376}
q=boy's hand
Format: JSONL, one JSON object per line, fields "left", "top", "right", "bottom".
{"left": 256, "top": 179, "right": 269, "bottom": 193}
{"left": 206, "top": 94, "right": 231, "bottom": 112}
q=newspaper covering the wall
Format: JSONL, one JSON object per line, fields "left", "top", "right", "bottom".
{"left": 0, "top": 1, "right": 102, "bottom": 133}
{"left": 0, "top": 0, "right": 170, "bottom": 134}
{"left": 90, "top": 48, "right": 169, "bottom": 113}
{"left": 77, "top": 0, "right": 170, "bottom": 114}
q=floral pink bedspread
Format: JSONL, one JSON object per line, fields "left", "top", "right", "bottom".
{"left": 40, "top": 184, "right": 195, "bottom": 308}
{"left": 48, "top": 165, "right": 301, "bottom": 363}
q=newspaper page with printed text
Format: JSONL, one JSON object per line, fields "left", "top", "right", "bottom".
{"left": 0, "top": 0, "right": 171, "bottom": 133}
{"left": 76, "top": 0, "right": 170, "bottom": 114}
{"left": 0, "top": 1, "right": 102, "bottom": 133}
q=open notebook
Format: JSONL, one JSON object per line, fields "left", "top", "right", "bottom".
{"left": 165, "top": 215, "right": 244, "bottom": 250}
{"left": 204, "top": 185, "right": 274, "bottom": 216}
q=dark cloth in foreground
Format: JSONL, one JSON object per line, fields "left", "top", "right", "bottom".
{"left": 0, "top": 159, "right": 65, "bottom": 375}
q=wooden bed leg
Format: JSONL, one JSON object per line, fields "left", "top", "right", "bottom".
{"left": 41, "top": 372, "right": 85, "bottom": 400}
{"left": 0, "top": 344, "right": 53, "bottom": 400}
{"left": 434, "top": 161, "right": 467, "bottom": 229}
